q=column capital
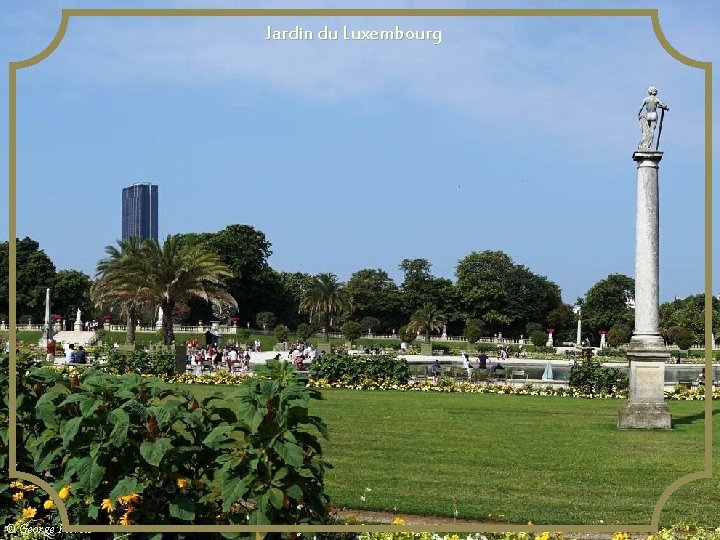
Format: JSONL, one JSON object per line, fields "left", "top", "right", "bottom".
{"left": 632, "top": 151, "right": 663, "bottom": 167}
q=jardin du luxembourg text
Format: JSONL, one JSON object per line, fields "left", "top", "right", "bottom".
{"left": 265, "top": 25, "right": 443, "bottom": 45}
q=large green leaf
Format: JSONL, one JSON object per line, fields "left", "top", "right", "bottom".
{"left": 221, "top": 476, "right": 251, "bottom": 512}
{"left": 169, "top": 494, "right": 196, "bottom": 521}
{"left": 139, "top": 437, "right": 173, "bottom": 467}
{"left": 272, "top": 440, "right": 303, "bottom": 467}
{"left": 60, "top": 417, "right": 82, "bottom": 445}
{"left": 109, "top": 476, "right": 141, "bottom": 502}
{"left": 202, "top": 424, "right": 233, "bottom": 450}
{"left": 107, "top": 408, "right": 129, "bottom": 448}
{"left": 268, "top": 487, "right": 284, "bottom": 509}
{"left": 76, "top": 459, "right": 105, "bottom": 492}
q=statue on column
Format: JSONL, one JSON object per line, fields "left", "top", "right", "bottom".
{"left": 637, "top": 86, "right": 669, "bottom": 150}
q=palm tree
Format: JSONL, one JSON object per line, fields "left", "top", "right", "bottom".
{"left": 91, "top": 237, "right": 149, "bottom": 344}
{"left": 299, "top": 273, "right": 351, "bottom": 342}
{"left": 407, "top": 303, "right": 446, "bottom": 344}
{"left": 140, "top": 235, "right": 237, "bottom": 345}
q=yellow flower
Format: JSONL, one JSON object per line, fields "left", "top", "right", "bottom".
{"left": 43, "top": 499, "right": 55, "bottom": 510}
{"left": 22, "top": 507, "right": 37, "bottom": 519}
{"left": 119, "top": 509, "right": 134, "bottom": 525}
{"left": 117, "top": 492, "right": 141, "bottom": 506}
{"left": 58, "top": 485, "right": 71, "bottom": 501}
{"left": 10, "top": 481, "right": 24, "bottom": 489}
{"left": 176, "top": 477, "right": 190, "bottom": 491}
{"left": 101, "top": 498, "right": 114, "bottom": 511}
{"left": 535, "top": 533, "right": 550, "bottom": 540}
{"left": 392, "top": 517, "right": 406, "bottom": 526}
{"left": 613, "top": 533, "right": 630, "bottom": 540}
{"left": 12, "top": 491, "right": 24, "bottom": 501}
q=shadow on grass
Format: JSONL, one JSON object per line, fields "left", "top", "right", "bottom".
{"left": 671, "top": 406, "right": 720, "bottom": 426}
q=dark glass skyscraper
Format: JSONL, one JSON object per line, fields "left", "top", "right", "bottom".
{"left": 121, "top": 182, "right": 158, "bottom": 242}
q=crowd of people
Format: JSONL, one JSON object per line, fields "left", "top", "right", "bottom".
{"left": 186, "top": 342, "right": 252, "bottom": 375}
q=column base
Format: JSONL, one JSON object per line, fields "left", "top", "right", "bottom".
{"left": 618, "top": 401, "right": 672, "bottom": 429}
{"left": 629, "top": 333, "right": 666, "bottom": 350}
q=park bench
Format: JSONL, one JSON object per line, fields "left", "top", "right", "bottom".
{"left": 510, "top": 370, "right": 528, "bottom": 381}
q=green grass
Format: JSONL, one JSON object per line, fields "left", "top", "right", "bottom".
{"left": 183, "top": 384, "right": 717, "bottom": 526}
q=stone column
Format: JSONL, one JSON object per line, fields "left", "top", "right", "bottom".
{"left": 576, "top": 318, "right": 582, "bottom": 347}
{"left": 618, "top": 150, "right": 671, "bottom": 429}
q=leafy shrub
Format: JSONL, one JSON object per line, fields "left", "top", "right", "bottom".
{"left": 675, "top": 327, "right": 696, "bottom": 350}
{"left": 464, "top": 324, "right": 482, "bottom": 344}
{"left": 530, "top": 330, "right": 547, "bottom": 347}
{"left": 1, "top": 353, "right": 331, "bottom": 527}
{"left": 274, "top": 324, "right": 289, "bottom": 343}
{"left": 607, "top": 324, "right": 632, "bottom": 347}
{"left": 569, "top": 358, "right": 627, "bottom": 395}
{"left": 105, "top": 347, "right": 175, "bottom": 376}
{"left": 596, "top": 347, "right": 626, "bottom": 358}
{"left": 296, "top": 323, "right": 314, "bottom": 342}
{"left": 398, "top": 325, "right": 416, "bottom": 344}
{"left": 309, "top": 353, "right": 409, "bottom": 385}
{"left": 341, "top": 321, "right": 362, "bottom": 344}
{"left": 475, "top": 343, "right": 497, "bottom": 353}
{"left": 255, "top": 311, "right": 276, "bottom": 330}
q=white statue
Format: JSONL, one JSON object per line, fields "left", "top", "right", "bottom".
{"left": 638, "top": 86, "right": 669, "bottom": 150}
{"left": 76, "top": 308, "right": 82, "bottom": 323}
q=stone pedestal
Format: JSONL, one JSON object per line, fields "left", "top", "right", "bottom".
{"left": 618, "top": 350, "right": 671, "bottom": 429}
{"left": 74, "top": 320, "right": 82, "bottom": 332}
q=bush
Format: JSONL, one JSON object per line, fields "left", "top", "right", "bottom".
{"left": 341, "top": 321, "right": 362, "bottom": 344}
{"left": 296, "top": 322, "right": 314, "bottom": 342}
{"left": 530, "top": 330, "right": 547, "bottom": 347}
{"left": 255, "top": 311, "right": 276, "bottom": 330}
{"left": 105, "top": 347, "right": 176, "bottom": 376}
{"left": 464, "top": 324, "right": 482, "bottom": 344}
{"left": 309, "top": 353, "right": 409, "bottom": 385}
{"left": 398, "top": 325, "right": 416, "bottom": 344}
{"left": 1, "top": 353, "right": 331, "bottom": 527}
{"left": 569, "top": 358, "right": 627, "bottom": 395}
{"left": 675, "top": 327, "right": 696, "bottom": 350}
{"left": 475, "top": 342, "right": 497, "bottom": 353}
{"left": 275, "top": 324, "right": 289, "bottom": 343}
{"left": 606, "top": 324, "right": 632, "bottom": 347}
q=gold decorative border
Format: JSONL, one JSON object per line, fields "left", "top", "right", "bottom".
{"left": 7, "top": 7, "right": 712, "bottom": 534}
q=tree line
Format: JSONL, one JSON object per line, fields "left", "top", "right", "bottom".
{"left": 1, "top": 224, "right": 717, "bottom": 347}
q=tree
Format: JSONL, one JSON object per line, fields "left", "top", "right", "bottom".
{"left": 579, "top": 274, "right": 635, "bottom": 343}
{"left": 407, "top": 303, "right": 446, "bottom": 344}
{"left": 0, "top": 237, "right": 56, "bottom": 322}
{"left": 660, "top": 294, "right": 720, "bottom": 342}
{"left": 276, "top": 271, "right": 317, "bottom": 329}
{"left": 345, "top": 269, "right": 404, "bottom": 333}
{"left": 545, "top": 304, "right": 576, "bottom": 343}
{"left": 91, "top": 237, "right": 149, "bottom": 344}
{"left": 256, "top": 311, "right": 277, "bottom": 331}
{"left": 399, "top": 259, "right": 460, "bottom": 333}
{"left": 341, "top": 321, "right": 362, "bottom": 345}
{"left": 179, "top": 225, "right": 276, "bottom": 325}
{"left": 398, "top": 325, "right": 416, "bottom": 344}
{"left": 455, "top": 251, "right": 562, "bottom": 336}
{"left": 141, "top": 235, "right": 237, "bottom": 345}
{"left": 299, "top": 273, "right": 351, "bottom": 342}
{"left": 359, "top": 316, "right": 380, "bottom": 335}
{"left": 530, "top": 330, "right": 547, "bottom": 347}
{"left": 52, "top": 270, "right": 94, "bottom": 324}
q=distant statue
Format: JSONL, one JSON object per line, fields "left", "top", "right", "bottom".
{"left": 638, "top": 86, "right": 669, "bottom": 150}
{"left": 76, "top": 308, "right": 82, "bottom": 322}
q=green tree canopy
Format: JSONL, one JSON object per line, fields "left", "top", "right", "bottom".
{"left": 660, "top": 294, "right": 719, "bottom": 343}
{"left": 0, "top": 237, "right": 56, "bottom": 322}
{"left": 579, "top": 273, "right": 635, "bottom": 344}
{"left": 455, "top": 250, "right": 562, "bottom": 336}
{"left": 407, "top": 303, "right": 446, "bottom": 344}
{"left": 52, "top": 270, "right": 94, "bottom": 323}
{"left": 345, "top": 268, "right": 403, "bottom": 333}
{"left": 299, "top": 273, "right": 351, "bottom": 342}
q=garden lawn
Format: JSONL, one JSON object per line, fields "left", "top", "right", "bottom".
{"left": 183, "top": 385, "right": 718, "bottom": 526}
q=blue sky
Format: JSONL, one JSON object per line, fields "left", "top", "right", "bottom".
{"left": 1, "top": 0, "right": 718, "bottom": 305}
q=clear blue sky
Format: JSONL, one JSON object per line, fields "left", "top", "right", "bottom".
{"left": 1, "top": 0, "right": 718, "bottom": 305}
